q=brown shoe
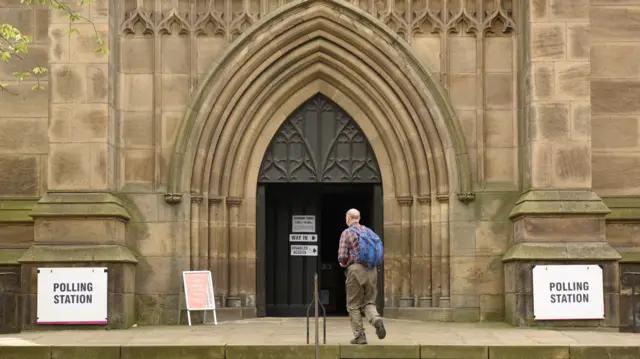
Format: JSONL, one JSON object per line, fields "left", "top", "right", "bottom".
{"left": 373, "top": 317, "right": 386, "bottom": 339}
{"left": 350, "top": 332, "right": 367, "bottom": 344}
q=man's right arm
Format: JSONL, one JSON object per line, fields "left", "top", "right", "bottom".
{"left": 337, "top": 230, "right": 350, "bottom": 268}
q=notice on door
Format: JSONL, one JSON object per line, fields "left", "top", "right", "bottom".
{"left": 532, "top": 264, "right": 604, "bottom": 320}
{"left": 292, "top": 215, "right": 315, "bottom": 233}
{"left": 289, "top": 234, "right": 317, "bottom": 242}
{"left": 291, "top": 244, "right": 318, "bottom": 256}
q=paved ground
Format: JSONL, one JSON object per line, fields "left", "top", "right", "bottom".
{"left": 1, "top": 318, "right": 639, "bottom": 346}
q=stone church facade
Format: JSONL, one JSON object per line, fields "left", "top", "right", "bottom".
{"left": 0, "top": 0, "right": 637, "bottom": 329}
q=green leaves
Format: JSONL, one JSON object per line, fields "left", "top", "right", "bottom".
{"left": 2, "top": 0, "right": 108, "bottom": 94}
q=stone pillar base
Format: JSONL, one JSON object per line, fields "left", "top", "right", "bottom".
{"left": 18, "top": 245, "right": 138, "bottom": 329}
{"left": 19, "top": 192, "right": 137, "bottom": 329}
{"left": 502, "top": 243, "right": 621, "bottom": 328}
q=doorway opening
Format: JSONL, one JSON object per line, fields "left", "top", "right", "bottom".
{"left": 260, "top": 183, "right": 380, "bottom": 317}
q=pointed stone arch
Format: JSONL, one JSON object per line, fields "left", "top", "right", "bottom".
{"left": 165, "top": 0, "right": 474, "bottom": 311}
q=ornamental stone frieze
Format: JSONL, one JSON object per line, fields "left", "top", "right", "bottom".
{"left": 121, "top": 0, "right": 515, "bottom": 39}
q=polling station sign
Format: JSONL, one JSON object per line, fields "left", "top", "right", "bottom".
{"left": 532, "top": 264, "right": 604, "bottom": 321}
{"left": 37, "top": 267, "right": 108, "bottom": 325}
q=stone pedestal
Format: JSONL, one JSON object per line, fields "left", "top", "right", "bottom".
{"left": 503, "top": 190, "right": 621, "bottom": 327}
{"left": 19, "top": 193, "right": 137, "bottom": 329}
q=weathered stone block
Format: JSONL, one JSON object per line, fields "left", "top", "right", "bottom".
{"left": 490, "top": 346, "right": 569, "bottom": 359}
{"left": 69, "top": 24, "right": 109, "bottom": 63}
{"left": 226, "top": 345, "right": 339, "bottom": 359}
{"left": 121, "top": 37, "right": 154, "bottom": 73}
{"left": 51, "top": 346, "right": 120, "bottom": 359}
{"left": 531, "top": 103, "right": 570, "bottom": 140}
{"left": 449, "top": 74, "right": 476, "bottom": 109}
{"left": 592, "top": 44, "right": 640, "bottom": 79}
{"left": 124, "top": 149, "right": 154, "bottom": 183}
{"left": 593, "top": 116, "right": 638, "bottom": 149}
{"left": 552, "top": 142, "right": 591, "bottom": 188}
{"left": 591, "top": 6, "right": 640, "bottom": 42}
{"left": 0, "top": 118, "right": 48, "bottom": 154}
{"left": 554, "top": 62, "right": 589, "bottom": 100}
{"left": 197, "top": 36, "right": 227, "bottom": 73}
{"left": 161, "top": 74, "right": 190, "bottom": 111}
{"left": 485, "top": 73, "right": 513, "bottom": 108}
{"left": 87, "top": 64, "right": 109, "bottom": 103}
{"left": 550, "top": 0, "right": 588, "bottom": 20}
{"left": 567, "top": 23, "right": 589, "bottom": 61}
{"left": 0, "top": 155, "right": 39, "bottom": 196}
{"left": 422, "top": 345, "right": 488, "bottom": 359}
{"left": 449, "top": 37, "right": 476, "bottom": 73}
{"left": 412, "top": 36, "right": 440, "bottom": 73}
{"left": 135, "top": 256, "right": 189, "bottom": 294}
{"left": 49, "top": 24, "right": 70, "bottom": 63}
{"left": 532, "top": 62, "right": 555, "bottom": 100}
{"left": 120, "top": 74, "right": 153, "bottom": 111}
{"left": 593, "top": 153, "right": 640, "bottom": 195}
{"left": 571, "top": 102, "right": 590, "bottom": 140}
{"left": 484, "top": 37, "right": 512, "bottom": 73}
{"left": 0, "top": 83, "right": 48, "bottom": 117}
{"left": 531, "top": 23, "right": 566, "bottom": 61}
{"left": 34, "top": 218, "right": 126, "bottom": 245}
{"left": 121, "top": 346, "right": 225, "bottom": 359}
{"left": 161, "top": 37, "right": 190, "bottom": 74}
{"left": 0, "top": 347, "right": 50, "bottom": 359}
{"left": 50, "top": 104, "right": 109, "bottom": 143}
{"left": 456, "top": 110, "right": 477, "bottom": 147}
{"left": 475, "top": 221, "right": 509, "bottom": 256}
{"left": 341, "top": 345, "right": 419, "bottom": 358}
{"left": 122, "top": 111, "right": 154, "bottom": 148}
{"left": 570, "top": 347, "right": 640, "bottom": 359}
{"left": 485, "top": 148, "right": 515, "bottom": 182}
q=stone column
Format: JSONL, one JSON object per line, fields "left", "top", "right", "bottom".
{"left": 21, "top": 0, "right": 136, "bottom": 329}
{"left": 504, "top": 0, "right": 620, "bottom": 327}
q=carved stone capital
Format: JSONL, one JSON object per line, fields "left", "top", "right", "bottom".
{"left": 226, "top": 196, "right": 243, "bottom": 207}
{"left": 397, "top": 196, "right": 413, "bottom": 206}
{"left": 164, "top": 193, "right": 183, "bottom": 205}
{"left": 436, "top": 193, "right": 449, "bottom": 203}
{"left": 457, "top": 192, "right": 475, "bottom": 204}
{"left": 417, "top": 195, "right": 431, "bottom": 204}
{"left": 208, "top": 196, "right": 224, "bottom": 205}
{"left": 190, "top": 193, "right": 203, "bottom": 204}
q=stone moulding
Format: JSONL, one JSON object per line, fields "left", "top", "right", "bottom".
{"left": 501, "top": 242, "right": 622, "bottom": 263}
{"left": 508, "top": 190, "right": 611, "bottom": 220}
{"left": 17, "top": 245, "right": 138, "bottom": 264}
{"left": 28, "top": 193, "right": 131, "bottom": 221}
{"left": 0, "top": 198, "right": 39, "bottom": 223}
{"left": 165, "top": 0, "right": 474, "bottom": 204}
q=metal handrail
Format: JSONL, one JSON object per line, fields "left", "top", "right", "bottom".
{"left": 306, "top": 272, "right": 327, "bottom": 351}
{"left": 621, "top": 271, "right": 640, "bottom": 333}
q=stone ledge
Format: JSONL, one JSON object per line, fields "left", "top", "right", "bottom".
{"left": 4, "top": 345, "right": 640, "bottom": 359}
{"left": 603, "top": 197, "right": 640, "bottom": 221}
{"left": 29, "top": 193, "right": 130, "bottom": 221}
{"left": 0, "top": 249, "right": 26, "bottom": 265}
{"left": 509, "top": 190, "right": 610, "bottom": 220}
{"left": 0, "top": 198, "right": 39, "bottom": 223}
{"left": 502, "top": 242, "right": 621, "bottom": 263}
{"left": 18, "top": 245, "right": 138, "bottom": 264}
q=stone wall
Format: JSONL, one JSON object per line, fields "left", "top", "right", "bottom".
{"left": 0, "top": 1, "right": 49, "bottom": 258}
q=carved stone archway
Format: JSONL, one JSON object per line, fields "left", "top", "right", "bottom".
{"left": 165, "top": 0, "right": 474, "bottom": 311}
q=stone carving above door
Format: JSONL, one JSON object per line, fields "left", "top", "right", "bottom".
{"left": 120, "top": 0, "right": 515, "bottom": 39}
{"left": 258, "top": 94, "right": 382, "bottom": 184}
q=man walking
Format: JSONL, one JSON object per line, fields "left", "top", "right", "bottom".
{"left": 337, "top": 208, "right": 386, "bottom": 344}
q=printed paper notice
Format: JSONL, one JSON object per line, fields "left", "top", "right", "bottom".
{"left": 292, "top": 215, "right": 315, "bottom": 233}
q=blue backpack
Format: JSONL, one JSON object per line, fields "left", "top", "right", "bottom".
{"left": 349, "top": 226, "right": 384, "bottom": 268}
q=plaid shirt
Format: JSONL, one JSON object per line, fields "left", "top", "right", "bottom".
{"left": 338, "top": 223, "right": 364, "bottom": 267}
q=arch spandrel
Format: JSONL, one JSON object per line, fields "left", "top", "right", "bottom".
{"left": 165, "top": 0, "right": 475, "bottom": 204}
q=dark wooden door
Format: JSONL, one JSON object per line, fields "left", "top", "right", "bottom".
{"left": 257, "top": 93, "right": 384, "bottom": 317}
{"left": 264, "top": 184, "right": 319, "bottom": 316}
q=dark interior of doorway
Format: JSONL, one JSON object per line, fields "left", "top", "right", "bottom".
{"left": 320, "top": 184, "right": 373, "bottom": 316}
{"left": 262, "top": 183, "right": 375, "bottom": 317}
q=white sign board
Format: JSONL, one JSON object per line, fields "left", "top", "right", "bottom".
{"left": 289, "top": 234, "right": 317, "bottom": 242}
{"left": 532, "top": 264, "right": 605, "bottom": 321}
{"left": 292, "top": 215, "right": 315, "bottom": 232}
{"left": 291, "top": 244, "right": 318, "bottom": 256}
{"left": 37, "top": 267, "right": 108, "bottom": 325}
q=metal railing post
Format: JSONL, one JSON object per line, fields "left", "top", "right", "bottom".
{"left": 306, "top": 272, "right": 327, "bottom": 348}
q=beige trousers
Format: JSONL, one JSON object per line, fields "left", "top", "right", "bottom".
{"left": 345, "top": 263, "right": 380, "bottom": 337}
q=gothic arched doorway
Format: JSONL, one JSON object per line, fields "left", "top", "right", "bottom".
{"left": 256, "top": 93, "right": 383, "bottom": 317}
